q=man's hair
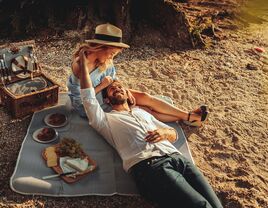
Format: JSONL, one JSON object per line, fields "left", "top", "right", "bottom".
{"left": 102, "top": 80, "right": 132, "bottom": 106}
{"left": 102, "top": 80, "right": 120, "bottom": 99}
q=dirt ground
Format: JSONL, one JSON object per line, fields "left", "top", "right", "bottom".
{"left": 0, "top": 22, "right": 268, "bottom": 208}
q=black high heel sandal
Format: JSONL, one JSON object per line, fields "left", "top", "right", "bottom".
{"left": 200, "top": 105, "right": 209, "bottom": 122}
{"left": 193, "top": 105, "right": 207, "bottom": 114}
{"left": 183, "top": 106, "right": 209, "bottom": 127}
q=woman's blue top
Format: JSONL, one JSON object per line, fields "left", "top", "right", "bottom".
{"left": 67, "top": 65, "right": 116, "bottom": 117}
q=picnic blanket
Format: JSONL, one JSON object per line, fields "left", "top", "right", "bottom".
{"left": 10, "top": 93, "right": 194, "bottom": 196}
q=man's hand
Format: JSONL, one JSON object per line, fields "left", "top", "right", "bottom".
{"left": 79, "top": 49, "right": 95, "bottom": 74}
{"left": 144, "top": 128, "right": 177, "bottom": 143}
{"left": 126, "top": 89, "right": 136, "bottom": 106}
{"left": 79, "top": 49, "right": 93, "bottom": 89}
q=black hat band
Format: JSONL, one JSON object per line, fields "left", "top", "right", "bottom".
{"left": 94, "top": 34, "right": 122, "bottom": 43}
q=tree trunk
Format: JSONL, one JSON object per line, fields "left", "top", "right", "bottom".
{"left": 0, "top": 0, "right": 240, "bottom": 48}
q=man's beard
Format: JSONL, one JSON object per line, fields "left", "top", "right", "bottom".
{"left": 109, "top": 96, "right": 127, "bottom": 105}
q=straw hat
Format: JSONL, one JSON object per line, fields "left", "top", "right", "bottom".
{"left": 85, "top": 23, "right": 130, "bottom": 48}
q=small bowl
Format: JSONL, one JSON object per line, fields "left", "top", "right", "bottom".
{"left": 32, "top": 127, "right": 58, "bottom": 144}
{"left": 44, "top": 113, "right": 68, "bottom": 128}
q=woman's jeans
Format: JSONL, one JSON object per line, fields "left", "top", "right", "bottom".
{"left": 129, "top": 153, "right": 223, "bottom": 208}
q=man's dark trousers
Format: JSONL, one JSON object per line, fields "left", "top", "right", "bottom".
{"left": 130, "top": 153, "right": 223, "bottom": 208}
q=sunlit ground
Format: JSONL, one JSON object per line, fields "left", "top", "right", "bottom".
{"left": 241, "top": 0, "right": 268, "bottom": 42}
{"left": 239, "top": 0, "right": 268, "bottom": 40}
{"left": 241, "top": 0, "right": 268, "bottom": 20}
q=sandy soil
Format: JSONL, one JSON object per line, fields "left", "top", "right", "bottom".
{"left": 0, "top": 23, "right": 268, "bottom": 208}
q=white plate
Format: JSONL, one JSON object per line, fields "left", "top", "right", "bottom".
{"left": 32, "top": 127, "right": 58, "bottom": 144}
{"left": 44, "top": 113, "right": 68, "bottom": 128}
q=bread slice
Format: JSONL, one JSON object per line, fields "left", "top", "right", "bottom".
{"left": 65, "top": 158, "right": 88, "bottom": 172}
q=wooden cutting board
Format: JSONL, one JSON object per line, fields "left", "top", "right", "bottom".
{"left": 42, "top": 145, "right": 97, "bottom": 183}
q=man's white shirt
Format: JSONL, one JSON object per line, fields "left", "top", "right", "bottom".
{"left": 81, "top": 88, "right": 180, "bottom": 171}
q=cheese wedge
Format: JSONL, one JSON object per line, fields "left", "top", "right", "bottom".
{"left": 65, "top": 158, "right": 88, "bottom": 172}
{"left": 47, "top": 158, "right": 57, "bottom": 167}
{"left": 45, "top": 147, "right": 57, "bottom": 167}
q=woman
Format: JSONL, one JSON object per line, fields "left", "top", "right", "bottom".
{"left": 67, "top": 23, "right": 208, "bottom": 126}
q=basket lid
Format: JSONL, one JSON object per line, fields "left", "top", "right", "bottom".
{"left": 0, "top": 40, "right": 41, "bottom": 86}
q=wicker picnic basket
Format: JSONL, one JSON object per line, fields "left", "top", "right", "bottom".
{"left": 0, "top": 40, "right": 59, "bottom": 118}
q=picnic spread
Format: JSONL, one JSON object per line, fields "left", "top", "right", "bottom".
{"left": 9, "top": 93, "right": 194, "bottom": 196}
{"left": 0, "top": 40, "right": 194, "bottom": 196}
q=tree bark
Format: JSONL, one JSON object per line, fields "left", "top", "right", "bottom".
{"left": 0, "top": 0, "right": 240, "bottom": 48}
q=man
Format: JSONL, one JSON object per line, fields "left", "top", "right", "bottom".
{"left": 79, "top": 49, "right": 223, "bottom": 208}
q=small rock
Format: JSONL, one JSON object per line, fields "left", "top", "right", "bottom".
{"left": 262, "top": 66, "right": 268, "bottom": 72}
{"left": 260, "top": 54, "right": 268, "bottom": 65}
{"left": 225, "top": 62, "right": 233, "bottom": 67}
{"left": 254, "top": 47, "right": 265, "bottom": 53}
{"left": 231, "top": 133, "right": 239, "bottom": 143}
{"left": 246, "top": 63, "right": 258, "bottom": 70}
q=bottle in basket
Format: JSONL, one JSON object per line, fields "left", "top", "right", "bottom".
{"left": 3, "top": 54, "right": 11, "bottom": 81}
{"left": 0, "top": 59, "right": 5, "bottom": 83}
{"left": 29, "top": 46, "right": 40, "bottom": 72}
{"left": 0, "top": 58, "right": 8, "bottom": 82}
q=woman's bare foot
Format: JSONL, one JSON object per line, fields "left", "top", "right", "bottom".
{"left": 184, "top": 112, "right": 203, "bottom": 127}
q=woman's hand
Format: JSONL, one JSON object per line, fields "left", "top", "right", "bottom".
{"left": 101, "top": 76, "right": 113, "bottom": 88}
{"left": 94, "top": 76, "right": 113, "bottom": 94}
{"left": 126, "top": 89, "right": 136, "bottom": 106}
